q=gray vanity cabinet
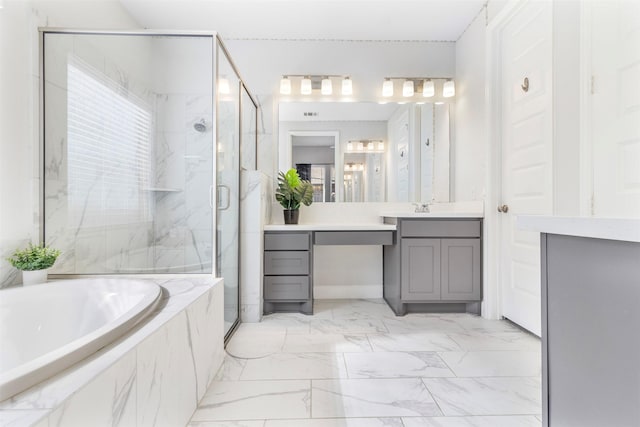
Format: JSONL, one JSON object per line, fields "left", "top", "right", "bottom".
{"left": 441, "top": 238, "right": 481, "bottom": 300}
{"left": 384, "top": 218, "right": 482, "bottom": 315}
{"left": 401, "top": 239, "right": 441, "bottom": 300}
{"left": 263, "top": 231, "right": 313, "bottom": 315}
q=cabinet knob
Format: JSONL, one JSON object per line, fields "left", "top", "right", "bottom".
{"left": 497, "top": 204, "right": 509, "bottom": 213}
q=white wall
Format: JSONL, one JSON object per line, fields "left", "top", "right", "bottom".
{"left": 453, "top": 7, "right": 487, "bottom": 202}
{"left": 0, "top": 1, "right": 141, "bottom": 287}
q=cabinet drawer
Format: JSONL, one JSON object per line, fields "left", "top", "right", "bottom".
{"left": 264, "top": 232, "right": 310, "bottom": 250}
{"left": 314, "top": 231, "right": 394, "bottom": 246}
{"left": 264, "top": 251, "right": 310, "bottom": 275}
{"left": 264, "top": 276, "right": 310, "bottom": 300}
{"left": 401, "top": 220, "right": 480, "bottom": 238}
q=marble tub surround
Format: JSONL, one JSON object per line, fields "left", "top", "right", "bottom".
{"left": 190, "top": 298, "right": 542, "bottom": 426}
{"left": 0, "top": 276, "right": 224, "bottom": 427}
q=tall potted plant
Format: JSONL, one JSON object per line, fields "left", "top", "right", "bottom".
{"left": 7, "top": 243, "right": 61, "bottom": 285}
{"left": 275, "top": 168, "right": 313, "bottom": 224}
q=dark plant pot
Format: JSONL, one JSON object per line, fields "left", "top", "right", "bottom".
{"left": 283, "top": 209, "right": 299, "bottom": 225}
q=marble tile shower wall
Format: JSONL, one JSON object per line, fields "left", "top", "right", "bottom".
{"left": 43, "top": 35, "right": 214, "bottom": 275}
{"left": 152, "top": 93, "right": 213, "bottom": 273}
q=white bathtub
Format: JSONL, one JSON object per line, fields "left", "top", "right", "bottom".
{"left": 0, "top": 278, "right": 162, "bottom": 402}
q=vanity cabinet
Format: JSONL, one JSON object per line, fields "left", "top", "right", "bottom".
{"left": 401, "top": 238, "right": 481, "bottom": 301}
{"left": 263, "top": 231, "right": 313, "bottom": 315}
{"left": 384, "top": 218, "right": 482, "bottom": 315}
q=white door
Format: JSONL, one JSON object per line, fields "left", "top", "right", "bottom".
{"left": 500, "top": 1, "right": 553, "bottom": 336}
{"left": 591, "top": 1, "right": 640, "bottom": 217}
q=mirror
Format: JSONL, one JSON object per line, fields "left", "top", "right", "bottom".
{"left": 279, "top": 102, "right": 450, "bottom": 203}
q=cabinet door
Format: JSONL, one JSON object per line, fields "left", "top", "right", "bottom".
{"left": 401, "top": 238, "right": 441, "bottom": 301}
{"left": 441, "top": 239, "right": 481, "bottom": 301}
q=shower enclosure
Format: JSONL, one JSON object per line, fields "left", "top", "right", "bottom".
{"left": 41, "top": 30, "right": 257, "bottom": 339}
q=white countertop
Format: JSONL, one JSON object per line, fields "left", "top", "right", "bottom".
{"left": 380, "top": 212, "right": 484, "bottom": 218}
{"left": 517, "top": 216, "right": 640, "bottom": 243}
{"left": 264, "top": 223, "right": 397, "bottom": 231}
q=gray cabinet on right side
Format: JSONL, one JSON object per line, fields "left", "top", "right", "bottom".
{"left": 384, "top": 218, "right": 482, "bottom": 315}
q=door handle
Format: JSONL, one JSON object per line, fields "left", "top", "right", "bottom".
{"left": 217, "top": 185, "right": 230, "bottom": 210}
{"left": 497, "top": 204, "right": 509, "bottom": 213}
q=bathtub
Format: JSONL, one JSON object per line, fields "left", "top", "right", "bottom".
{"left": 0, "top": 278, "right": 162, "bottom": 402}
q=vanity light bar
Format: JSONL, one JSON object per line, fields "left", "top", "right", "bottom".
{"left": 346, "top": 140, "right": 385, "bottom": 153}
{"left": 280, "top": 75, "right": 353, "bottom": 96}
{"left": 381, "top": 77, "right": 454, "bottom": 99}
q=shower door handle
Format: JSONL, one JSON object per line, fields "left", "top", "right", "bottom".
{"left": 217, "top": 184, "right": 231, "bottom": 210}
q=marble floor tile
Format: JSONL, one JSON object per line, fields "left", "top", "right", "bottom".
{"left": 191, "top": 380, "right": 310, "bottom": 421}
{"left": 310, "top": 318, "right": 388, "bottom": 334}
{"left": 188, "top": 421, "right": 266, "bottom": 427}
{"left": 310, "top": 302, "right": 336, "bottom": 319}
{"left": 196, "top": 299, "right": 542, "bottom": 425}
{"left": 214, "top": 354, "right": 247, "bottom": 381}
{"left": 422, "top": 377, "right": 542, "bottom": 416}
{"left": 344, "top": 352, "right": 454, "bottom": 378}
{"left": 312, "top": 378, "right": 442, "bottom": 418}
{"left": 438, "top": 351, "right": 541, "bottom": 377}
{"left": 447, "top": 332, "right": 541, "bottom": 352}
{"left": 240, "top": 353, "right": 348, "bottom": 380}
{"left": 282, "top": 334, "right": 372, "bottom": 353}
{"left": 401, "top": 415, "right": 542, "bottom": 427}
{"left": 327, "top": 299, "right": 398, "bottom": 320}
{"left": 225, "top": 324, "right": 286, "bottom": 358}
{"left": 260, "top": 313, "right": 312, "bottom": 334}
{"left": 448, "top": 316, "right": 522, "bottom": 333}
{"left": 367, "top": 332, "right": 462, "bottom": 352}
{"left": 265, "top": 418, "right": 403, "bottom": 427}
{"left": 382, "top": 317, "right": 466, "bottom": 334}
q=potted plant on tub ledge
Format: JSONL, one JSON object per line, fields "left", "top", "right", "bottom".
{"left": 7, "top": 243, "right": 61, "bottom": 285}
{"left": 275, "top": 168, "right": 313, "bottom": 224}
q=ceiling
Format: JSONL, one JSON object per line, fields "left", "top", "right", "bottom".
{"left": 119, "top": 0, "right": 486, "bottom": 41}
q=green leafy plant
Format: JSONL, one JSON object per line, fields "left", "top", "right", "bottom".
{"left": 7, "top": 243, "right": 61, "bottom": 271}
{"left": 275, "top": 168, "right": 314, "bottom": 210}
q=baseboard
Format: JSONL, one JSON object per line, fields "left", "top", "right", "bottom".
{"left": 314, "top": 285, "right": 382, "bottom": 300}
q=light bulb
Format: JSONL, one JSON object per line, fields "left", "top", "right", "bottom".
{"left": 368, "top": 142, "right": 374, "bottom": 151}
{"left": 321, "top": 77, "right": 332, "bottom": 95}
{"left": 443, "top": 80, "right": 455, "bottom": 97}
{"left": 301, "top": 76, "right": 312, "bottom": 95}
{"left": 402, "top": 80, "right": 414, "bottom": 97}
{"left": 422, "top": 79, "right": 435, "bottom": 97}
{"left": 341, "top": 77, "right": 353, "bottom": 95}
{"left": 347, "top": 142, "right": 353, "bottom": 151}
{"left": 382, "top": 79, "right": 393, "bottom": 97}
{"left": 280, "top": 76, "right": 291, "bottom": 95}
{"left": 378, "top": 141, "right": 384, "bottom": 151}
{"left": 357, "top": 142, "right": 364, "bottom": 151}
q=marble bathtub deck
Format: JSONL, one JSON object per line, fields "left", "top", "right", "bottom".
{"left": 189, "top": 299, "right": 542, "bottom": 427}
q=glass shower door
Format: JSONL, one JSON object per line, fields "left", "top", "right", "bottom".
{"left": 216, "top": 45, "right": 241, "bottom": 337}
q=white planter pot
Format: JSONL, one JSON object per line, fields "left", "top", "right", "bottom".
{"left": 22, "top": 269, "right": 48, "bottom": 286}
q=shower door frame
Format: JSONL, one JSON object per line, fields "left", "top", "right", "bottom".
{"left": 215, "top": 36, "right": 259, "bottom": 342}
{"left": 38, "top": 29, "right": 259, "bottom": 344}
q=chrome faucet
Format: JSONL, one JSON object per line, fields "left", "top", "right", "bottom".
{"left": 413, "top": 203, "right": 430, "bottom": 213}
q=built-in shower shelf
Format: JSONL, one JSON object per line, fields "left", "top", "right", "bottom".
{"left": 143, "top": 187, "right": 182, "bottom": 192}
